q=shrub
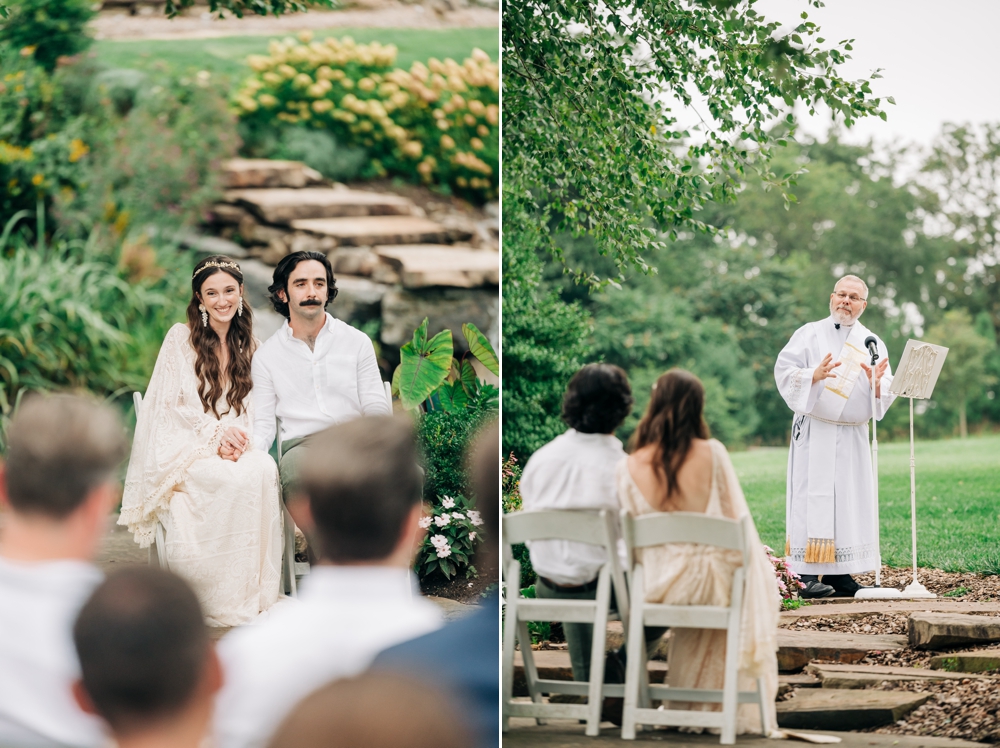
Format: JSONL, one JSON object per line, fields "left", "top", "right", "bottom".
{"left": 60, "top": 69, "right": 240, "bottom": 235}
{"left": 271, "top": 126, "right": 366, "bottom": 182}
{"left": 0, "top": 226, "right": 189, "bottom": 415}
{"left": 416, "top": 492, "right": 485, "bottom": 581}
{"left": 233, "top": 33, "right": 498, "bottom": 202}
{"left": 0, "top": 0, "right": 95, "bottom": 73}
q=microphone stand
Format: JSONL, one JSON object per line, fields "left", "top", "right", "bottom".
{"left": 856, "top": 341, "right": 902, "bottom": 599}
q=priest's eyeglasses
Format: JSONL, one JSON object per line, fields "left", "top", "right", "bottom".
{"left": 834, "top": 291, "right": 866, "bottom": 303}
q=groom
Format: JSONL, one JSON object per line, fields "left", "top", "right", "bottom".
{"left": 230, "top": 251, "right": 391, "bottom": 499}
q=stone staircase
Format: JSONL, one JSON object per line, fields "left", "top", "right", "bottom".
{"left": 187, "top": 158, "right": 499, "bottom": 358}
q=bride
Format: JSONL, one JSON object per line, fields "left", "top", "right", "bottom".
{"left": 120, "top": 255, "right": 282, "bottom": 627}
{"left": 618, "top": 368, "right": 779, "bottom": 734}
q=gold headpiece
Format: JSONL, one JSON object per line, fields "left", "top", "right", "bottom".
{"left": 194, "top": 260, "right": 241, "bottom": 279}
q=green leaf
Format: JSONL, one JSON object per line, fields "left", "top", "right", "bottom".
{"left": 393, "top": 318, "right": 453, "bottom": 410}
{"left": 462, "top": 322, "right": 499, "bottom": 375}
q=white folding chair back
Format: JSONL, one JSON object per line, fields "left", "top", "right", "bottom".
{"left": 133, "top": 392, "right": 168, "bottom": 571}
{"left": 502, "top": 509, "right": 628, "bottom": 737}
{"left": 619, "top": 510, "right": 769, "bottom": 744}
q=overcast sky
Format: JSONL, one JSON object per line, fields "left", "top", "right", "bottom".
{"left": 753, "top": 0, "right": 1000, "bottom": 149}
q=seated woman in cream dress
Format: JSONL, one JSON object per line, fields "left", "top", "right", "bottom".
{"left": 617, "top": 368, "right": 779, "bottom": 735}
{"left": 120, "top": 256, "right": 282, "bottom": 627}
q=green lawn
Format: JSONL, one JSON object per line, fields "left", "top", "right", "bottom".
{"left": 94, "top": 27, "right": 499, "bottom": 82}
{"left": 730, "top": 434, "right": 1000, "bottom": 574}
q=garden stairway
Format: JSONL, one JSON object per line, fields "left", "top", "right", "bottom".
{"left": 187, "top": 157, "right": 499, "bottom": 361}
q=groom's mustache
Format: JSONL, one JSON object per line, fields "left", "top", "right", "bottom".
{"left": 299, "top": 299, "right": 323, "bottom": 307}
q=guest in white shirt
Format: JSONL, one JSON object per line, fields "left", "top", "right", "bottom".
{"left": 72, "top": 567, "right": 222, "bottom": 748}
{"left": 0, "top": 394, "right": 127, "bottom": 748}
{"left": 244, "top": 250, "right": 391, "bottom": 502}
{"left": 521, "top": 364, "right": 664, "bottom": 686}
{"left": 213, "top": 416, "right": 442, "bottom": 748}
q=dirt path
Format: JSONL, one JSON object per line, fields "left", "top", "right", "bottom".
{"left": 92, "top": 1, "right": 497, "bottom": 41}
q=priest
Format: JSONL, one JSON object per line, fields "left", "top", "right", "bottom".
{"left": 774, "top": 275, "right": 896, "bottom": 598}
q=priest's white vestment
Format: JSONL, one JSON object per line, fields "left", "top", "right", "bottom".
{"left": 774, "top": 316, "right": 896, "bottom": 576}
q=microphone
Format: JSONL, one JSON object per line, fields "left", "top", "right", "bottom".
{"left": 864, "top": 335, "right": 879, "bottom": 362}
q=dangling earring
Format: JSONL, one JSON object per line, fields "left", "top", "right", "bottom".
{"left": 199, "top": 304, "right": 208, "bottom": 327}
{"left": 237, "top": 297, "right": 244, "bottom": 317}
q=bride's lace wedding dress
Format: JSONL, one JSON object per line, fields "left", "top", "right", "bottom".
{"left": 120, "top": 323, "right": 282, "bottom": 627}
{"left": 617, "top": 439, "right": 780, "bottom": 735}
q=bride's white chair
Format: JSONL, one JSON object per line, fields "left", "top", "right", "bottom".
{"left": 501, "top": 508, "right": 629, "bottom": 737}
{"left": 618, "top": 510, "right": 769, "bottom": 744}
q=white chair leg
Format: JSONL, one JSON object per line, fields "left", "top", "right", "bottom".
{"left": 154, "top": 522, "right": 169, "bottom": 570}
{"left": 720, "top": 622, "right": 741, "bottom": 744}
{"left": 621, "top": 567, "right": 646, "bottom": 740}
{"left": 585, "top": 569, "right": 612, "bottom": 736}
{"left": 501, "top": 593, "right": 518, "bottom": 732}
{"left": 518, "top": 620, "right": 547, "bottom": 725}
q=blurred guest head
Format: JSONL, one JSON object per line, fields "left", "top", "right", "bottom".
{"left": 293, "top": 416, "right": 423, "bottom": 565}
{"left": 267, "top": 672, "right": 470, "bottom": 748}
{"left": 0, "top": 393, "right": 126, "bottom": 562}
{"left": 72, "top": 567, "right": 220, "bottom": 747}
{"left": 632, "top": 368, "right": 710, "bottom": 497}
{"left": 561, "top": 363, "right": 633, "bottom": 435}
{"left": 468, "top": 419, "right": 498, "bottom": 568}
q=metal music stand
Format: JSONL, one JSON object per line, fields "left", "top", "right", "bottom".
{"left": 887, "top": 340, "right": 948, "bottom": 598}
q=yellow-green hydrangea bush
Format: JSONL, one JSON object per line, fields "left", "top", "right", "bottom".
{"left": 233, "top": 32, "right": 498, "bottom": 202}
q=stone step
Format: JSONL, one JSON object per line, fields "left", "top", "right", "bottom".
{"left": 781, "top": 600, "right": 1000, "bottom": 621}
{"left": 777, "top": 673, "right": 821, "bottom": 697}
{"left": 929, "top": 648, "right": 1000, "bottom": 673}
{"left": 806, "top": 663, "right": 990, "bottom": 688}
{"left": 291, "top": 216, "right": 456, "bottom": 247}
{"left": 778, "top": 630, "right": 907, "bottom": 672}
{"left": 222, "top": 158, "right": 319, "bottom": 189}
{"left": 776, "top": 688, "right": 931, "bottom": 730}
{"left": 908, "top": 612, "right": 1000, "bottom": 650}
{"left": 373, "top": 245, "right": 499, "bottom": 289}
{"left": 226, "top": 188, "right": 416, "bottom": 224}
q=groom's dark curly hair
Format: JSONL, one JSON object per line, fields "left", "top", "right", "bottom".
{"left": 268, "top": 251, "right": 339, "bottom": 319}
{"left": 561, "top": 363, "right": 633, "bottom": 434}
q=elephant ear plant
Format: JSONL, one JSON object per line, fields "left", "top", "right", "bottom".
{"left": 391, "top": 318, "right": 498, "bottom": 412}
{"left": 392, "top": 318, "right": 498, "bottom": 583}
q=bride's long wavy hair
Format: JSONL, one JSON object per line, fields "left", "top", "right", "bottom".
{"left": 186, "top": 256, "right": 256, "bottom": 419}
{"left": 630, "top": 369, "right": 711, "bottom": 499}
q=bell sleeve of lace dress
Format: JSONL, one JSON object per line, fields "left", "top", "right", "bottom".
{"left": 119, "top": 324, "right": 228, "bottom": 548}
{"left": 714, "top": 441, "right": 781, "bottom": 679}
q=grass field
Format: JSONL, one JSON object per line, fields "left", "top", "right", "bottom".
{"left": 730, "top": 433, "right": 1000, "bottom": 574}
{"left": 94, "top": 28, "right": 500, "bottom": 81}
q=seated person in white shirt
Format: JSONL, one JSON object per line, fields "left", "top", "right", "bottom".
{"left": 520, "top": 364, "right": 664, "bottom": 687}
{"left": 72, "top": 567, "right": 222, "bottom": 748}
{"left": 241, "top": 251, "right": 391, "bottom": 501}
{"left": 0, "top": 394, "right": 127, "bottom": 748}
{"left": 213, "top": 415, "right": 442, "bottom": 748}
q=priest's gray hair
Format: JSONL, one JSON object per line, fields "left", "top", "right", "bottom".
{"left": 834, "top": 274, "right": 869, "bottom": 298}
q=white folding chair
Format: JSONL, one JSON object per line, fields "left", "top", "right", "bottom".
{"left": 133, "top": 392, "right": 169, "bottom": 571}
{"left": 502, "top": 509, "right": 629, "bottom": 737}
{"left": 619, "top": 511, "right": 770, "bottom": 744}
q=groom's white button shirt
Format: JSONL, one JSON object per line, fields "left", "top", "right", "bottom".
{"left": 520, "top": 429, "right": 627, "bottom": 586}
{"left": 0, "top": 556, "right": 107, "bottom": 748}
{"left": 251, "top": 312, "right": 390, "bottom": 451}
{"left": 213, "top": 566, "right": 442, "bottom": 748}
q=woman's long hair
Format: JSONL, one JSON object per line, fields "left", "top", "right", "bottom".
{"left": 186, "top": 256, "right": 256, "bottom": 419}
{"left": 630, "top": 369, "right": 711, "bottom": 498}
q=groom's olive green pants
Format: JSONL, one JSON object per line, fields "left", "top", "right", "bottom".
{"left": 278, "top": 435, "right": 312, "bottom": 505}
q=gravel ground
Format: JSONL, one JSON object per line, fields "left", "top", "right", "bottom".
{"left": 91, "top": 0, "right": 498, "bottom": 41}
{"left": 852, "top": 566, "right": 1000, "bottom": 602}
{"left": 866, "top": 678, "right": 1000, "bottom": 743}
{"left": 781, "top": 612, "right": 911, "bottom": 635}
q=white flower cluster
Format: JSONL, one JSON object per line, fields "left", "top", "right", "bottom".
{"left": 441, "top": 496, "right": 456, "bottom": 509}
{"left": 430, "top": 534, "right": 452, "bottom": 558}
{"left": 418, "top": 516, "right": 432, "bottom": 529}
{"left": 434, "top": 514, "right": 450, "bottom": 528}
{"left": 467, "top": 510, "right": 483, "bottom": 527}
